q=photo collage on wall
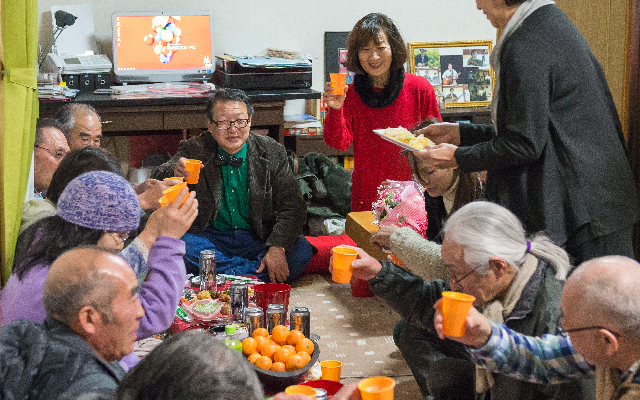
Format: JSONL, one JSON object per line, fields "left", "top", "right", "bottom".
{"left": 409, "top": 42, "right": 493, "bottom": 108}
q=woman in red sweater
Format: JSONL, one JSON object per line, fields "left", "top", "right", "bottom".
{"left": 323, "top": 13, "right": 441, "bottom": 212}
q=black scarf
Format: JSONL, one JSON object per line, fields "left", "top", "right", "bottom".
{"left": 353, "top": 68, "right": 405, "bottom": 109}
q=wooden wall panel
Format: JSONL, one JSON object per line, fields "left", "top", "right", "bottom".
{"left": 556, "top": 0, "right": 629, "bottom": 134}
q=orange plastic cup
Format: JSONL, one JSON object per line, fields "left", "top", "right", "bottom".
{"left": 332, "top": 246, "right": 358, "bottom": 284}
{"left": 358, "top": 376, "right": 396, "bottom": 400}
{"left": 284, "top": 385, "right": 317, "bottom": 398}
{"left": 158, "top": 196, "right": 169, "bottom": 208}
{"left": 163, "top": 177, "right": 184, "bottom": 182}
{"left": 320, "top": 360, "right": 342, "bottom": 382}
{"left": 184, "top": 159, "right": 202, "bottom": 184}
{"left": 163, "top": 182, "right": 188, "bottom": 206}
{"left": 441, "top": 291, "right": 476, "bottom": 337}
{"left": 330, "top": 73, "right": 347, "bottom": 95}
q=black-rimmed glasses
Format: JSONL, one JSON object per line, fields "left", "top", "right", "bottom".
{"left": 35, "top": 145, "right": 67, "bottom": 161}
{"left": 211, "top": 119, "right": 250, "bottom": 130}
{"left": 560, "top": 325, "right": 620, "bottom": 337}
{"left": 448, "top": 265, "right": 483, "bottom": 285}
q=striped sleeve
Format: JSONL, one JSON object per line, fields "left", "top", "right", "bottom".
{"left": 468, "top": 321, "right": 595, "bottom": 384}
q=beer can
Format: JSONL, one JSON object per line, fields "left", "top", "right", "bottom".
{"left": 289, "top": 306, "right": 311, "bottom": 338}
{"left": 199, "top": 250, "right": 217, "bottom": 292}
{"left": 315, "top": 388, "right": 328, "bottom": 400}
{"left": 244, "top": 306, "right": 265, "bottom": 337}
{"left": 266, "top": 303, "right": 286, "bottom": 334}
{"left": 230, "top": 281, "right": 249, "bottom": 321}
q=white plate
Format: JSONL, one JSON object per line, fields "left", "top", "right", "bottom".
{"left": 373, "top": 129, "right": 430, "bottom": 151}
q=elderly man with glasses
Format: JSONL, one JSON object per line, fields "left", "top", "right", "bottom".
{"left": 153, "top": 88, "right": 312, "bottom": 283}
{"left": 433, "top": 255, "right": 640, "bottom": 400}
{"left": 346, "top": 201, "right": 594, "bottom": 400}
{"left": 33, "top": 118, "right": 69, "bottom": 198}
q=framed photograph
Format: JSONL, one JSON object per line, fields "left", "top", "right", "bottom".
{"left": 324, "top": 31, "right": 356, "bottom": 85}
{"left": 408, "top": 41, "right": 493, "bottom": 108}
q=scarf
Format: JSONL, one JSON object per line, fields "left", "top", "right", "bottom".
{"left": 475, "top": 254, "right": 539, "bottom": 393}
{"left": 490, "top": 0, "right": 555, "bottom": 133}
{"left": 353, "top": 67, "right": 405, "bottom": 109}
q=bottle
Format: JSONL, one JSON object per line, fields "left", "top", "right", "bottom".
{"left": 221, "top": 324, "right": 242, "bottom": 352}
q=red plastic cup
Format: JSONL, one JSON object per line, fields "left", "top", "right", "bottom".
{"left": 253, "top": 283, "right": 291, "bottom": 316}
{"left": 351, "top": 277, "right": 374, "bottom": 298}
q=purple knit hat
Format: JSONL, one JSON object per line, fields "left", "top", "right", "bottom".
{"left": 56, "top": 171, "right": 141, "bottom": 231}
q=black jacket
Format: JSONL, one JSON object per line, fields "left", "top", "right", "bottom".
{"left": 455, "top": 5, "right": 638, "bottom": 249}
{"left": 0, "top": 318, "right": 124, "bottom": 400}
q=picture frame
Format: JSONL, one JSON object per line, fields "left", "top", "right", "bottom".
{"left": 408, "top": 40, "right": 493, "bottom": 108}
{"left": 324, "top": 31, "right": 355, "bottom": 85}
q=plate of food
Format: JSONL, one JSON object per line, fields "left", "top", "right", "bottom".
{"left": 373, "top": 127, "right": 435, "bottom": 151}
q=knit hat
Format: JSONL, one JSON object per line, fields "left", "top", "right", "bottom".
{"left": 56, "top": 171, "right": 141, "bottom": 231}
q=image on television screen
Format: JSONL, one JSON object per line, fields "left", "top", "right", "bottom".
{"left": 115, "top": 14, "right": 213, "bottom": 71}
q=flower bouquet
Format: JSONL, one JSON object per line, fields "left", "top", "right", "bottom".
{"left": 372, "top": 180, "right": 427, "bottom": 238}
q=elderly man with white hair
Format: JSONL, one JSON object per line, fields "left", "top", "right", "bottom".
{"left": 433, "top": 255, "right": 640, "bottom": 400}
{"left": 346, "top": 201, "right": 594, "bottom": 400}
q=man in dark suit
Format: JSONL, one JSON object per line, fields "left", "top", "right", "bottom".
{"left": 414, "top": 48, "right": 429, "bottom": 67}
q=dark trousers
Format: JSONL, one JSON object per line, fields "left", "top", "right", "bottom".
{"left": 393, "top": 319, "right": 475, "bottom": 400}
{"left": 182, "top": 229, "right": 312, "bottom": 283}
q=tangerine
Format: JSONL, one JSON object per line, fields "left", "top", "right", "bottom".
{"left": 255, "top": 355, "right": 273, "bottom": 370}
{"left": 285, "top": 354, "right": 305, "bottom": 371}
{"left": 247, "top": 352, "right": 261, "bottom": 364}
{"left": 297, "top": 350, "right": 311, "bottom": 365}
{"left": 252, "top": 328, "right": 269, "bottom": 338}
{"left": 282, "top": 344, "right": 296, "bottom": 354}
{"left": 270, "top": 362, "right": 287, "bottom": 372}
{"left": 296, "top": 338, "right": 315, "bottom": 355}
{"left": 286, "top": 330, "right": 305, "bottom": 346}
{"left": 242, "top": 337, "right": 258, "bottom": 356}
{"left": 260, "top": 342, "right": 279, "bottom": 359}
{"left": 273, "top": 347, "right": 294, "bottom": 363}
{"left": 255, "top": 335, "right": 270, "bottom": 353}
{"left": 272, "top": 325, "right": 290, "bottom": 345}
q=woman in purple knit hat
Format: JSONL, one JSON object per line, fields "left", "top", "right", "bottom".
{"left": 1, "top": 170, "right": 198, "bottom": 370}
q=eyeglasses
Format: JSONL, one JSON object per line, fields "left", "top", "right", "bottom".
{"left": 447, "top": 265, "right": 482, "bottom": 285}
{"left": 35, "top": 145, "right": 67, "bottom": 161}
{"left": 560, "top": 325, "right": 620, "bottom": 337}
{"left": 210, "top": 119, "right": 250, "bottom": 130}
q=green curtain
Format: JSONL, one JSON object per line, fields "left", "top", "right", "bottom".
{"left": 2, "top": 0, "right": 38, "bottom": 286}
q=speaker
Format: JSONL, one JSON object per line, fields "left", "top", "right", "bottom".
{"left": 62, "top": 74, "right": 80, "bottom": 90}
{"left": 80, "top": 73, "right": 95, "bottom": 92}
{"left": 95, "top": 73, "right": 111, "bottom": 89}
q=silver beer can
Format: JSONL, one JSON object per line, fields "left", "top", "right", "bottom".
{"left": 230, "top": 281, "right": 249, "bottom": 321}
{"left": 244, "top": 306, "right": 265, "bottom": 337}
{"left": 199, "top": 250, "right": 217, "bottom": 292}
{"left": 289, "top": 306, "right": 311, "bottom": 338}
{"left": 266, "top": 303, "right": 286, "bottom": 334}
{"left": 315, "top": 388, "right": 328, "bottom": 400}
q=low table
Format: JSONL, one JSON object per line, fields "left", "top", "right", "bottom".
{"left": 344, "top": 211, "right": 388, "bottom": 261}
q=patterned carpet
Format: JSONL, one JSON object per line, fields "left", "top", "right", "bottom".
{"left": 290, "top": 273, "right": 423, "bottom": 399}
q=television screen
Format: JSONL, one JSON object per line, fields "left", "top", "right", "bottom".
{"left": 112, "top": 11, "right": 214, "bottom": 83}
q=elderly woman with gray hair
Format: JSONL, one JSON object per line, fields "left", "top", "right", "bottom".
{"left": 343, "top": 201, "right": 595, "bottom": 400}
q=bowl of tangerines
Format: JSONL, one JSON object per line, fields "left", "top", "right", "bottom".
{"left": 242, "top": 325, "right": 320, "bottom": 391}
